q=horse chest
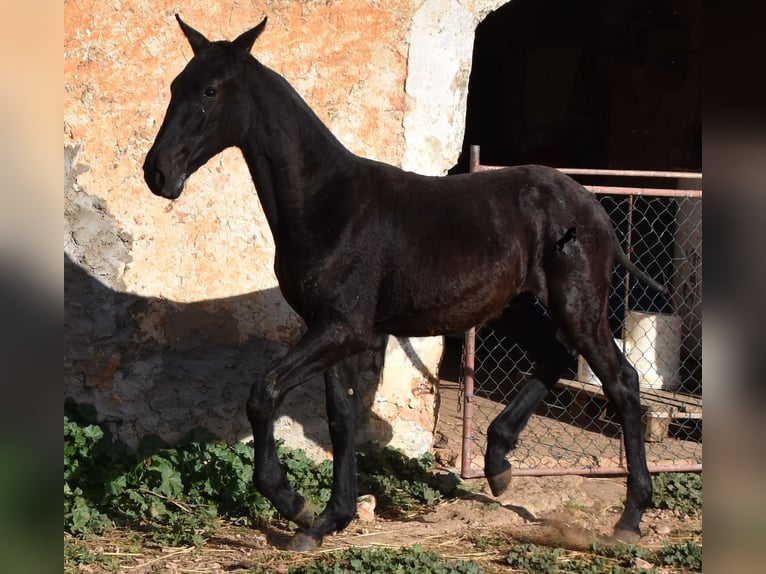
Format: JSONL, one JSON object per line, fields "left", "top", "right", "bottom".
{"left": 275, "top": 258, "right": 317, "bottom": 306}
{"left": 273, "top": 250, "right": 349, "bottom": 319}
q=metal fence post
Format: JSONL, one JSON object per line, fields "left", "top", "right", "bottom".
{"left": 461, "top": 327, "right": 477, "bottom": 478}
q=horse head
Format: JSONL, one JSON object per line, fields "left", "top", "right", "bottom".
{"left": 143, "top": 15, "right": 267, "bottom": 199}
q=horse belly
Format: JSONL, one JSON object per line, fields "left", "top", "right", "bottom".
{"left": 373, "top": 270, "right": 520, "bottom": 337}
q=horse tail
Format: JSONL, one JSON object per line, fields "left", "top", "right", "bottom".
{"left": 611, "top": 228, "right": 669, "bottom": 294}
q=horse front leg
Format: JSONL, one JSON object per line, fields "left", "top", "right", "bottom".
{"left": 288, "top": 357, "right": 360, "bottom": 551}
{"left": 245, "top": 324, "right": 367, "bottom": 548}
{"left": 246, "top": 371, "right": 314, "bottom": 532}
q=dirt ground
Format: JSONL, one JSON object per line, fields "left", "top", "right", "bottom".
{"left": 65, "top": 473, "right": 701, "bottom": 573}
{"left": 67, "top": 374, "right": 701, "bottom": 573}
{"left": 433, "top": 379, "right": 702, "bottom": 474}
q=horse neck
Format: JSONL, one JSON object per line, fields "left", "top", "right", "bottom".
{"left": 239, "top": 62, "right": 353, "bottom": 242}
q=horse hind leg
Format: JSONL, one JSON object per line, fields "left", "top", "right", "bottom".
{"left": 579, "top": 333, "right": 651, "bottom": 542}
{"left": 483, "top": 294, "right": 575, "bottom": 496}
{"left": 550, "top": 293, "right": 651, "bottom": 542}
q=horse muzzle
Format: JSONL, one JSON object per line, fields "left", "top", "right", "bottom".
{"left": 143, "top": 155, "right": 187, "bottom": 200}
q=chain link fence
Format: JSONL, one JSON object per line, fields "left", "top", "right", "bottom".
{"left": 459, "top": 146, "right": 702, "bottom": 478}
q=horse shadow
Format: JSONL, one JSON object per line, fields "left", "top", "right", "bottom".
{"left": 64, "top": 253, "right": 394, "bottom": 456}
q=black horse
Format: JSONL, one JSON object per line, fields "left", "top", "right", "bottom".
{"left": 143, "top": 16, "right": 666, "bottom": 551}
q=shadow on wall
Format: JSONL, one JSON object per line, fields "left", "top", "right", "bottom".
{"left": 64, "top": 143, "right": 392, "bottom": 456}
{"left": 64, "top": 253, "right": 393, "bottom": 456}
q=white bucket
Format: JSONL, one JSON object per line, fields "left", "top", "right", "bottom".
{"left": 577, "top": 338, "right": 631, "bottom": 387}
{"left": 624, "top": 311, "right": 682, "bottom": 391}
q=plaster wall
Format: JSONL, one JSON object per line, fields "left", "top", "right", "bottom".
{"left": 64, "top": 0, "right": 507, "bottom": 459}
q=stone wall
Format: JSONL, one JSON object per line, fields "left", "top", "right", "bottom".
{"left": 64, "top": 0, "right": 506, "bottom": 459}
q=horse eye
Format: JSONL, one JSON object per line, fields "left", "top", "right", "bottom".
{"left": 203, "top": 87, "right": 217, "bottom": 98}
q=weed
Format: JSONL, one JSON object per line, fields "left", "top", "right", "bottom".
{"left": 356, "top": 444, "right": 463, "bottom": 518}
{"left": 564, "top": 500, "right": 590, "bottom": 512}
{"left": 651, "top": 472, "right": 702, "bottom": 516}
{"left": 64, "top": 405, "right": 464, "bottom": 548}
{"left": 64, "top": 538, "right": 121, "bottom": 571}
{"left": 506, "top": 543, "right": 565, "bottom": 572}
{"left": 65, "top": 407, "right": 702, "bottom": 574}
{"left": 263, "top": 544, "right": 488, "bottom": 574}
{"left": 469, "top": 533, "right": 512, "bottom": 552}
{"left": 504, "top": 541, "right": 702, "bottom": 573}
{"left": 654, "top": 540, "right": 702, "bottom": 571}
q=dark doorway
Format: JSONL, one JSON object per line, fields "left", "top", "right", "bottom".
{"left": 451, "top": 0, "right": 701, "bottom": 173}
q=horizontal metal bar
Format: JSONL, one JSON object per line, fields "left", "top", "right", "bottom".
{"left": 461, "top": 463, "right": 702, "bottom": 480}
{"left": 585, "top": 185, "right": 702, "bottom": 198}
{"left": 558, "top": 167, "right": 702, "bottom": 179}
{"left": 470, "top": 164, "right": 703, "bottom": 197}
{"left": 472, "top": 163, "right": 702, "bottom": 179}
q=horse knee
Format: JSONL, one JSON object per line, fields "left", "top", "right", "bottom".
{"left": 245, "top": 395, "right": 266, "bottom": 424}
{"left": 246, "top": 375, "right": 279, "bottom": 423}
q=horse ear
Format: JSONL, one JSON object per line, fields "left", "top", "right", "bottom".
{"left": 175, "top": 14, "right": 210, "bottom": 55}
{"left": 232, "top": 17, "right": 268, "bottom": 56}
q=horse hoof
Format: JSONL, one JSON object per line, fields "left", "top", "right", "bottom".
{"left": 286, "top": 530, "right": 321, "bottom": 552}
{"left": 486, "top": 466, "right": 513, "bottom": 497}
{"left": 292, "top": 501, "right": 315, "bottom": 530}
{"left": 612, "top": 527, "right": 641, "bottom": 545}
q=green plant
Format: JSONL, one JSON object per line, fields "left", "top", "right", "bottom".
{"left": 505, "top": 543, "right": 564, "bottom": 573}
{"left": 357, "top": 445, "right": 462, "bottom": 517}
{"left": 273, "top": 544, "right": 487, "bottom": 574}
{"left": 469, "top": 533, "right": 512, "bottom": 552}
{"left": 654, "top": 540, "right": 702, "bottom": 571}
{"left": 64, "top": 411, "right": 326, "bottom": 545}
{"left": 64, "top": 406, "right": 465, "bottom": 549}
{"left": 590, "top": 541, "right": 654, "bottom": 566}
{"left": 564, "top": 500, "right": 589, "bottom": 512}
{"left": 592, "top": 540, "right": 702, "bottom": 573}
{"left": 64, "top": 414, "right": 118, "bottom": 536}
{"left": 504, "top": 541, "right": 702, "bottom": 573}
{"left": 64, "top": 538, "right": 121, "bottom": 571}
{"left": 278, "top": 442, "right": 334, "bottom": 513}
{"left": 651, "top": 472, "right": 702, "bottom": 516}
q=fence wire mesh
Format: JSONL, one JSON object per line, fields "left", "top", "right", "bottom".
{"left": 460, "top": 152, "right": 702, "bottom": 478}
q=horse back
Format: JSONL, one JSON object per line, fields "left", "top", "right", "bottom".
{"left": 358, "top": 163, "right": 607, "bottom": 335}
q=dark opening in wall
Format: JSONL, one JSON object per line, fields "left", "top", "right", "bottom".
{"left": 451, "top": 0, "right": 701, "bottom": 173}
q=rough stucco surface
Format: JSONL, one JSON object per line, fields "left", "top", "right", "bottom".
{"left": 402, "top": 0, "right": 506, "bottom": 174}
{"left": 65, "top": 0, "right": 412, "bottom": 323}
{"left": 64, "top": 0, "right": 506, "bottom": 459}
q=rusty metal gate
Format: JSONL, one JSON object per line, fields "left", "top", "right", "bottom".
{"left": 460, "top": 145, "right": 702, "bottom": 479}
